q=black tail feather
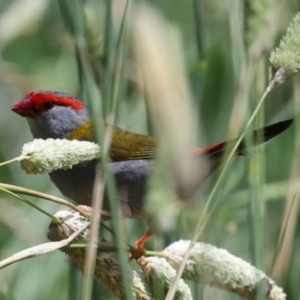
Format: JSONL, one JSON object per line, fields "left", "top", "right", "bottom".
{"left": 203, "top": 119, "right": 293, "bottom": 159}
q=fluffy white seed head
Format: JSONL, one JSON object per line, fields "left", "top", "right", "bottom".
{"left": 20, "top": 138, "right": 101, "bottom": 174}
{"left": 143, "top": 256, "right": 192, "bottom": 300}
{"left": 269, "top": 12, "right": 300, "bottom": 85}
{"left": 48, "top": 210, "right": 151, "bottom": 300}
{"left": 47, "top": 210, "right": 286, "bottom": 300}
{"left": 163, "top": 240, "right": 286, "bottom": 300}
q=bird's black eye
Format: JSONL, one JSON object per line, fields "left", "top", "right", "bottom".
{"left": 43, "top": 101, "right": 54, "bottom": 110}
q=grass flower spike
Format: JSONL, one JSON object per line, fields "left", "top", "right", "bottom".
{"left": 47, "top": 210, "right": 151, "bottom": 300}
{"left": 163, "top": 240, "right": 286, "bottom": 300}
{"left": 46, "top": 209, "right": 286, "bottom": 300}
{"left": 143, "top": 257, "right": 192, "bottom": 300}
{"left": 269, "top": 12, "right": 300, "bottom": 85}
{"left": 20, "top": 139, "right": 101, "bottom": 174}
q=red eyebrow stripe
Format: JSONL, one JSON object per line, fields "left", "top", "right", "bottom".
{"left": 28, "top": 91, "right": 85, "bottom": 111}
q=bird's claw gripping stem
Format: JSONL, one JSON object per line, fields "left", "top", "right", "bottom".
{"left": 129, "top": 229, "right": 153, "bottom": 265}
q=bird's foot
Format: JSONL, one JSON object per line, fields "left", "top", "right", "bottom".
{"left": 129, "top": 229, "right": 153, "bottom": 264}
{"left": 129, "top": 244, "right": 149, "bottom": 267}
{"left": 130, "top": 242, "right": 146, "bottom": 260}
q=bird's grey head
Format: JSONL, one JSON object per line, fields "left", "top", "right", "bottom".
{"left": 11, "top": 90, "right": 90, "bottom": 139}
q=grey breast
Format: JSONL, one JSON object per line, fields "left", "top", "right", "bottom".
{"left": 110, "top": 159, "right": 153, "bottom": 218}
{"left": 49, "top": 159, "right": 152, "bottom": 218}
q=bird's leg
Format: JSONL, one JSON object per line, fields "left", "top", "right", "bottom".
{"left": 130, "top": 229, "right": 153, "bottom": 265}
{"left": 77, "top": 206, "right": 151, "bottom": 265}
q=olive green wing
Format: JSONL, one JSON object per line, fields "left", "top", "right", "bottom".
{"left": 110, "top": 125, "right": 157, "bottom": 161}
{"left": 67, "top": 120, "right": 157, "bottom": 162}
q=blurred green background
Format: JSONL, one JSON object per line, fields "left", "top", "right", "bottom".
{"left": 0, "top": 0, "right": 299, "bottom": 299}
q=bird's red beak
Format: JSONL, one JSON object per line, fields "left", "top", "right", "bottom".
{"left": 11, "top": 98, "right": 35, "bottom": 118}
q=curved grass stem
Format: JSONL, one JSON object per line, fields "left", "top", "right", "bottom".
{"left": 166, "top": 82, "right": 273, "bottom": 300}
{"left": 0, "top": 187, "right": 59, "bottom": 223}
{"left": 0, "top": 157, "right": 22, "bottom": 168}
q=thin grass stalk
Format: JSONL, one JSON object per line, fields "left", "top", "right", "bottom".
{"left": 82, "top": 173, "right": 104, "bottom": 299}
{"left": 230, "top": 0, "right": 270, "bottom": 288}
{"left": 167, "top": 83, "right": 273, "bottom": 299}
{"left": 243, "top": 9, "right": 270, "bottom": 277}
{"left": 57, "top": 1, "right": 133, "bottom": 299}
{"left": 227, "top": 0, "right": 246, "bottom": 89}
{"left": 84, "top": 6, "right": 104, "bottom": 85}
{"left": 225, "top": 0, "right": 251, "bottom": 194}
{"left": 248, "top": 136, "right": 266, "bottom": 299}
{"left": 102, "top": 0, "right": 115, "bottom": 119}
{"left": 192, "top": 0, "right": 204, "bottom": 124}
{"left": 244, "top": 0, "right": 274, "bottom": 59}
{"left": 99, "top": 2, "right": 135, "bottom": 300}
{"left": 129, "top": 7, "right": 202, "bottom": 298}
{"left": 240, "top": 57, "right": 267, "bottom": 294}
{"left": 193, "top": 0, "right": 204, "bottom": 61}
{"left": 169, "top": 1, "right": 246, "bottom": 297}
{"left": 0, "top": 187, "right": 58, "bottom": 222}
{"left": 271, "top": 75, "right": 300, "bottom": 282}
{"left": 271, "top": 193, "right": 298, "bottom": 282}
{"left": 228, "top": 64, "right": 253, "bottom": 135}
{"left": 96, "top": 4, "right": 134, "bottom": 295}
{"left": 265, "top": 12, "right": 300, "bottom": 282}
{"left": 57, "top": 2, "right": 104, "bottom": 299}
{"left": 57, "top": 0, "right": 88, "bottom": 100}
{"left": 69, "top": 265, "right": 82, "bottom": 300}
{"left": 108, "top": 0, "right": 132, "bottom": 122}
{"left": 0, "top": 183, "right": 91, "bottom": 217}
{"left": 249, "top": 60, "right": 266, "bottom": 278}
{"left": 69, "top": 96, "right": 105, "bottom": 299}
{"left": 233, "top": 15, "right": 270, "bottom": 247}
{"left": 226, "top": 0, "right": 249, "bottom": 138}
